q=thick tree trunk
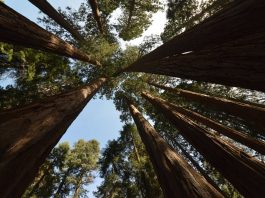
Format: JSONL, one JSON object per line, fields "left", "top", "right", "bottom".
{"left": 88, "top": 0, "right": 104, "bottom": 34}
{"left": 142, "top": 92, "right": 265, "bottom": 197}
{"left": 128, "top": 102, "right": 223, "bottom": 198}
{"left": 123, "top": 0, "right": 265, "bottom": 91}
{"left": 0, "top": 3, "right": 101, "bottom": 66}
{"left": 172, "top": 140, "right": 224, "bottom": 196}
{"left": 0, "top": 77, "right": 107, "bottom": 198}
{"left": 28, "top": 0, "right": 84, "bottom": 41}
{"left": 149, "top": 82, "right": 265, "bottom": 135}
{"left": 170, "top": 104, "right": 265, "bottom": 155}
{"left": 127, "top": 0, "right": 265, "bottom": 66}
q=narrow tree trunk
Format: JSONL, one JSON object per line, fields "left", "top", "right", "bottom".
{"left": 126, "top": 0, "right": 265, "bottom": 66}
{"left": 169, "top": 104, "right": 265, "bottom": 155}
{"left": 54, "top": 168, "right": 71, "bottom": 197}
{"left": 142, "top": 92, "right": 265, "bottom": 197}
{"left": 127, "top": 102, "right": 223, "bottom": 198}
{"left": 72, "top": 175, "right": 84, "bottom": 198}
{"left": 0, "top": 77, "right": 107, "bottom": 198}
{"left": 0, "top": 3, "right": 100, "bottom": 66}
{"left": 28, "top": 0, "right": 84, "bottom": 41}
{"left": 28, "top": 162, "right": 52, "bottom": 197}
{"left": 149, "top": 82, "right": 265, "bottom": 135}
{"left": 88, "top": 0, "right": 104, "bottom": 34}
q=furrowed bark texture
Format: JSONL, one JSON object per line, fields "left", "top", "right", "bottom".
{"left": 142, "top": 92, "right": 265, "bottom": 197}
{"left": 128, "top": 103, "right": 223, "bottom": 198}
{"left": 149, "top": 82, "right": 265, "bottom": 135}
{"left": 0, "top": 3, "right": 101, "bottom": 66}
{"left": 88, "top": 0, "right": 104, "bottom": 34}
{"left": 0, "top": 77, "right": 107, "bottom": 198}
{"left": 170, "top": 105, "right": 265, "bottom": 155}
{"left": 124, "top": 0, "right": 265, "bottom": 91}
{"left": 28, "top": 0, "right": 84, "bottom": 41}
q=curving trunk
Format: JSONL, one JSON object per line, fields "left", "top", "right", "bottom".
{"left": 124, "top": 0, "right": 265, "bottom": 91}
{"left": 28, "top": 0, "right": 84, "bottom": 41}
{"left": 0, "top": 77, "right": 107, "bottom": 198}
{"left": 142, "top": 92, "right": 265, "bottom": 197}
{"left": 149, "top": 82, "right": 265, "bottom": 135}
{"left": 0, "top": 3, "right": 101, "bottom": 66}
{"left": 88, "top": 0, "right": 104, "bottom": 34}
{"left": 128, "top": 102, "right": 223, "bottom": 198}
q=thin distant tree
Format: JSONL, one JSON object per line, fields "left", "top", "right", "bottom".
{"left": 88, "top": 0, "right": 104, "bottom": 34}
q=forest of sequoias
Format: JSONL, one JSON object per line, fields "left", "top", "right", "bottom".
{"left": 0, "top": 0, "right": 265, "bottom": 197}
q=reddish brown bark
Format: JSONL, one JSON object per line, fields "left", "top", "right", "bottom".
{"left": 149, "top": 82, "right": 265, "bottom": 135}
{"left": 0, "top": 3, "right": 101, "bottom": 66}
{"left": 88, "top": 0, "right": 104, "bottom": 34}
{"left": 142, "top": 92, "right": 265, "bottom": 197}
{"left": 128, "top": 102, "right": 223, "bottom": 198}
{"left": 0, "top": 77, "right": 107, "bottom": 198}
{"left": 28, "top": 0, "right": 84, "bottom": 41}
{"left": 128, "top": 0, "right": 265, "bottom": 66}
{"left": 123, "top": 0, "right": 265, "bottom": 91}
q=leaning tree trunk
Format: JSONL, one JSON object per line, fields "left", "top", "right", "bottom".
{"left": 123, "top": 0, "right": 265, "bottom": 91}
{"left": 168, "top": 103, "right": 265, "bottom": 155}
{"left": 0, "top": 77, "right": 107, "bottom": 198}
{"left": 28, "top": 0, "right": 84, "bottom": 42}
{"left": 127, "top": 102, "right": 223, "bottom": 198}
{"left": 0, "top": 3, "right": 100, "bottom": 66}
{"left": 142, "top": 92, "right": 265, "bottom": 197}
{"left": 88, "top": 0, "right": 104, "bottom": 34}
{"left": 149, "top": 82, "right": 265, "bottom": 135}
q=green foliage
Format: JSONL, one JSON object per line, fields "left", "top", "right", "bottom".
{"left": 95, "top": 124, "right": 163, "bottom": 198}
{"left": 23, "top": 140, "right": 100, "bottom": 198}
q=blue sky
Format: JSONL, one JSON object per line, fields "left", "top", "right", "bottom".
{"left": 4, "top": 0, "right": 166, "bottom": 196}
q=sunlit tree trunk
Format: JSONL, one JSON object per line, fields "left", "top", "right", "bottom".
{"left": 28, "top": 0, "right": 84, "bottom": 41}
{"left": 123, "top": 0, "right": 265, "bottom": 91}
{"left": 127, "top": 102, "right": 223, "bottom": 198}
{"left": 0, "top": 3, "right": 100, "bottom": 66}
{"left": 0, "top": 77, "right": 107, "bottom": 198}
{"left": 88, "top": 0, "right": 104, "bottom": 34}
{"left": 142, "top": 92, "right": 265, "bottom": 197}
{"left": 149, "top": 82, "right": 265, "bottom": 135}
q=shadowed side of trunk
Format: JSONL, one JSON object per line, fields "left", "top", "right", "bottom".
{"left": 0, "top": 78, "right": 107, "bottom": 198}
{"left": 128, "top": 102, "right": 223, "bottom": 198}
{"left": 0, "top": 3, "right": 100, "bottom": 66}
{"left": 142, "top": 92, "right": 265, "bottom": 197}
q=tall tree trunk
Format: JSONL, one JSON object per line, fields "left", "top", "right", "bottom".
{"left": 126, "top": 0, "right": 265, "bottom": 66}
{"left": 0, "top": 3, "right": 101, "bottom": 66}
{"left": 88, "top": 0, "right": 104, "bottom": 34}
{"left": 142, "top": 92, "right": 265, "bottom": 197}
{"left": 172, "top": 140, "right": 224, "bottom": 196}
{"left": 125, "top": 31, "right": 265, "bottom": 91}
{"left": 123, "top": 0, "right": 265, "bottom": 91}
{"left": 169, "top": 103, "right": 265, "bottom": 155}
{"left": 28, "top": 0, "right": 84, "bottom": 41}
{"left": 127, "top": 102, "right": 223, "bottom": 198}
{"left": 0, "top": 77, "right": 107, "bottom": 198}
{"left": 149, "top": 82, "right": 265, "bottom": 135}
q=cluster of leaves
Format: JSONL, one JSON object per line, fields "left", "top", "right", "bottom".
{"left": 23, "top": 139, "right": 100, "bottom": 198}
{"left": 94, "top": 124, "right": 163, "bottom": 198}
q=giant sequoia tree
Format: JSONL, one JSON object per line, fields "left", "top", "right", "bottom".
{"left": 1, "top": 0, "right": 265, "bottom": 197}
